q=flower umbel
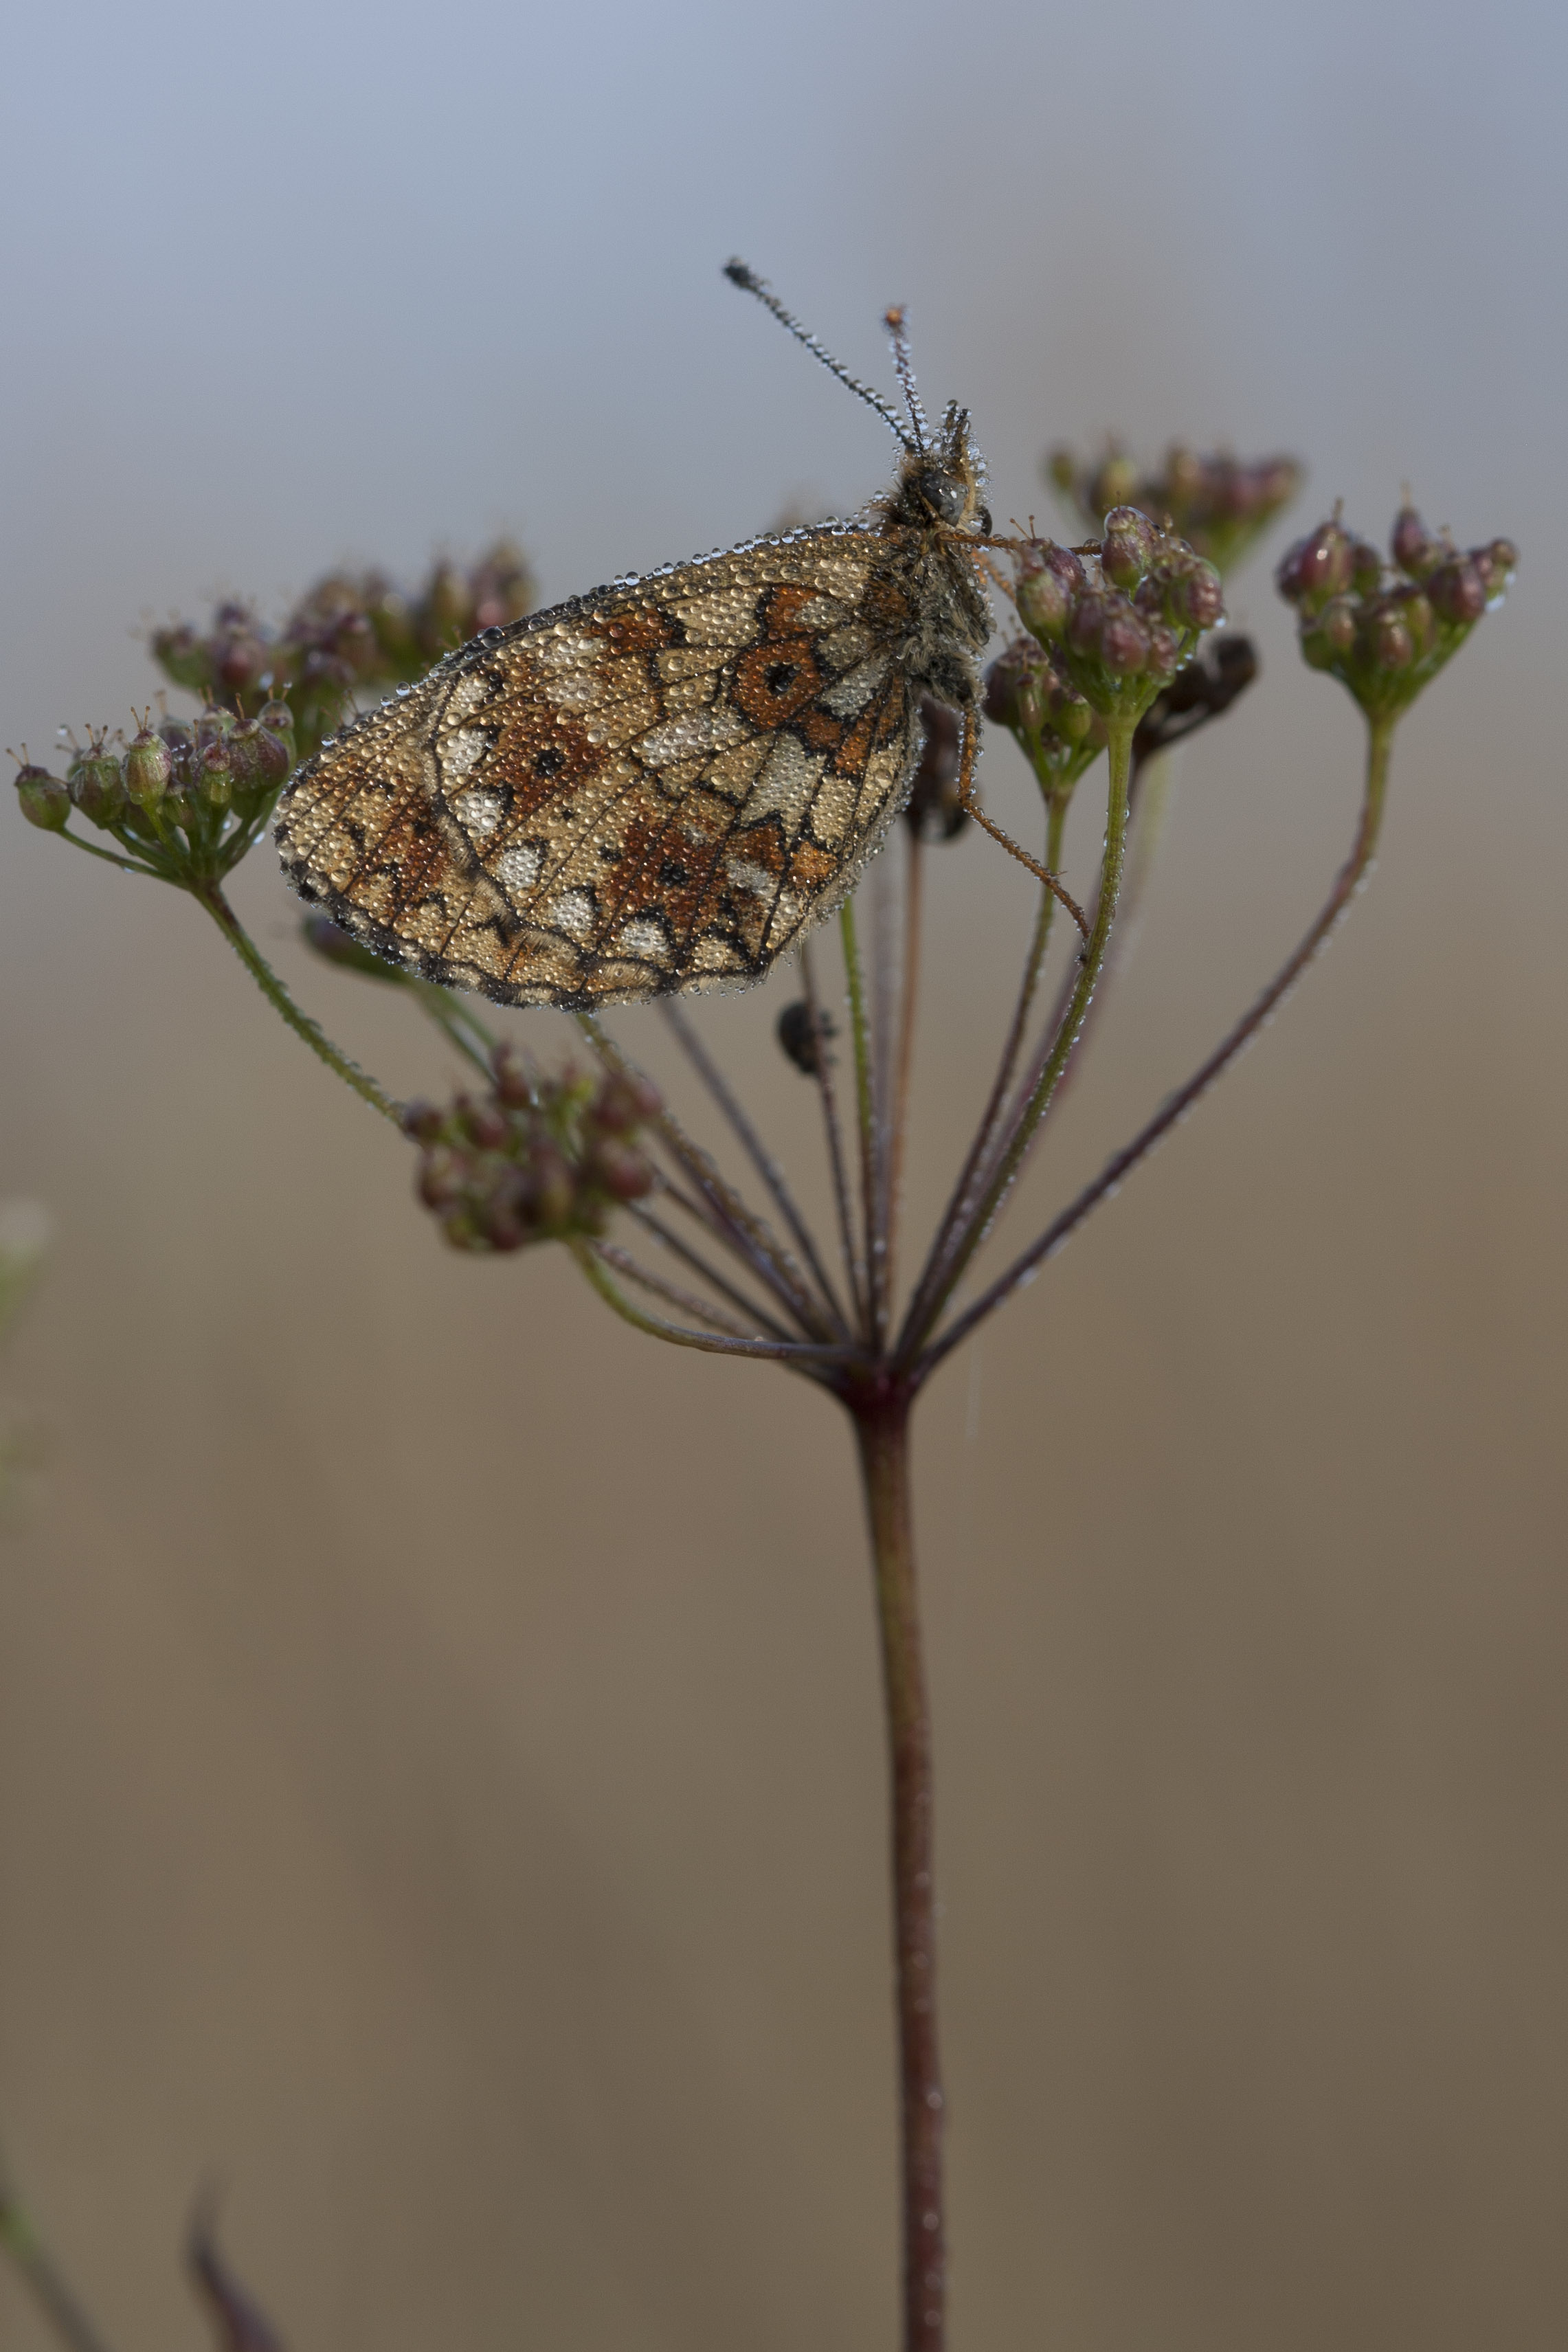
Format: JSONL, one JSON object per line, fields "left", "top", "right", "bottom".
{"left": 1048, "top": 440, "right": 1301, "bottom": 575}
{"left": 1278, "top": 506, "right": 1516, "bottom": 721}
{"left": 1010, "top": 511, "right": 1227, "bottom": 735}
{"left": 403, "top": 1049, "right": 660, "bottom": 1254}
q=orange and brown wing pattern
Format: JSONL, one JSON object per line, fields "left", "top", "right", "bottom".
{"left": 276, "top": 530, "right": 921, "bottom": 1007}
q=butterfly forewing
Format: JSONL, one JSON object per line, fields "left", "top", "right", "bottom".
{"left": 277, "top": 530, "right": 923, "bottom": 1008}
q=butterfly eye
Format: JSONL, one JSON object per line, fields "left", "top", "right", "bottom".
{"left": 976, "top": 505, "right": 994, "bottom": 537}
{"left": 917, "top": 470, "right": 967, "bottom": 524}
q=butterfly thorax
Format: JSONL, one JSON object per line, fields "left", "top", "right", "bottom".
{"left": 866, "top": 440, "right": 994, "bottom": 710}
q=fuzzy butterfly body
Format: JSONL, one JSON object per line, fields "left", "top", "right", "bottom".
{"left": 275, "top": 276, "right": 993, "bottom": 1007}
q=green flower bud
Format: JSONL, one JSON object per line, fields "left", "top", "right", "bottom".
{"left": 124, "top": 725, "right": 171, "bottom": 809}
{"left": 14, "top": 763, "right": 70, "bottom": 829}
{"left": 68, "top": 746, "right": 128, "bottom": 826}
{"left": 199, "top": 741, "right": 234, "bottom": 808}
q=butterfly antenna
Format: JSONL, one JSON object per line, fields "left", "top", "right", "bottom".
{"left": 883, "top": 305, "right": 930, "bottom": 453}
{"left": 724, "top": 259, "right": 917, "bottom": 453}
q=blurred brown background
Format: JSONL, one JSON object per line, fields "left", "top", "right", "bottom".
{"left": 2, "top": 1, "right": 1565, "bottom": 2346}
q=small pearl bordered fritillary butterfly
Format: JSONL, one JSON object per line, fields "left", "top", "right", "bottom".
{"left": 275, "top": 262, "right": 996, "bottom": 1008}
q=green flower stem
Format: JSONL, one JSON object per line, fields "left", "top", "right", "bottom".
{"left": 919, "top": 715, "right": 1396, "bottom": 1378}
{"left": 899, "top": 723, "right": 1135, "bottom": 1365}
{"left": 55, "top": 827, "right": 168, "bottom": 882}
{"left": 193, "top": 882, "right": 401, "bottom": 1125}
{"left": 0, "top": 2186, "right": 118, "bottom": 2352}
{"left": 840, "top": 897, "right": 885, "bottom": 1344}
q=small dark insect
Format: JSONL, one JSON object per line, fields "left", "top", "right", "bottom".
{"left": 776, "top": 998, "right": 838, "bottom": 1075}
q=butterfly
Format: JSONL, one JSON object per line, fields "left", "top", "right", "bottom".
{"left": 275, "top": 262, "right": 994, "bottom": 1009}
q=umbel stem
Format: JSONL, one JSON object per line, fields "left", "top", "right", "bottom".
{"left": 853, "top": 1391, "right": 944, "bottom": 2352}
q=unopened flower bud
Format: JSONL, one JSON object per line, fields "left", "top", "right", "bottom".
{"left": 1349, "top": 541, "right": 1384, "bottom": 594}
{"left": 257, "top": 699, "right": 297, "bottom": 768}
{"left": 122, "top": 719, "right": 169, "bottom": 814}
{"left": 1369, "top": 609, "right": 1413, "bottom": 670}
{"left": 124, "top": 725, "right": 172, "bottom": 807}
{"left": 1471, "top": 539, "right": 1518, "bottom": 603}
{"left": 401, "top": 1099, "right": 445, "bottom": 1145}
{"left": 1096, "top": 601, "right": 1150, "bottom": 675}
{"left": 69, "top": 745, "right": 128, "bottom": 825}
{"left": 14, "top": 763, "right": 70, "bottom": 829}
{"left": 227, "top": 714, "right": 291, "bottom": 799}
{"left": 590, "top": 1140, "right": 656, "bottom": 1202}
{"left": 199, "top": 741, "right": 234, "bottom": 808}
{"left": 1162, "top": 557, "right": 1224, "bottom": 631}
{"left": 1099, "top": 506, "right": 1156, "bottom": 589}
{"left": 1277, "top": 519, "right": 1354, "bottom": 609}
{"left": 1391, "top": 505, "right": 1439, "bottom": 577}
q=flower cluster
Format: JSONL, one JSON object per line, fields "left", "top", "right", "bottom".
{"left": 13, "top": 702, "right": 296, "bottom": 884}
{"left": 1277, "top": 508, "right": 1516, "bottom": 721}
{"left": 1009, "top": 510, "right": 1227, "bottom": 733}
{"left": 1047, "top": 442, "right": 1301, "bottom": 574}
{"left": 982, "top": 636, "right": 1099, "bottom": 798}
{"left": 403, "top": 1048, "right": 660, "bottom": 1254}
{"left": 151, "top": 542, "right": 534, "bottom": 762}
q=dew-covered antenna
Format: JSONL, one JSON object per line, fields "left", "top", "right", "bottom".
{"left": 882, "top": 304, "right": 931, "bottom": 454}
{"left": 724, "top": 259, "right": 917, "bottom": 454}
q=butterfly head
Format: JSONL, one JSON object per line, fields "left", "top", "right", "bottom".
{"left": 894, "top": 403, "right": 992, "bottom": 540}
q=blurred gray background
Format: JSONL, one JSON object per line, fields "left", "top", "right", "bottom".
{"left": 1, "top": 0, "right": 1565, "bottom": 2346}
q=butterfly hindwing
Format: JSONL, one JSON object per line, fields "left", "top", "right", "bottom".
{"left": 278, "top": 530, "right": 922, "bottom": 1007}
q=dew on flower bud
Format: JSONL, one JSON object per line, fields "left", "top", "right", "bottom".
{"left": 124, "top": 724, "right": 172, "bottom": 807}
{"left": 1278, "top": 520, "right": 1354, "bottom": 609}
{"left": 1097, "top": 603, "right": 1150, "bottom": 675}
{"left": 199, "top": 741, "right": 234, "bottom": 808}
{"left": 1099, "top": 507, "right": 1156, "bottom": 590}
{"left": 1016, "top": 553, "right": 1076, "bottom": 642}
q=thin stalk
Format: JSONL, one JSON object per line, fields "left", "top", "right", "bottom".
{"left": 919, "top": 717, "right": 1395, "bottom": 1378}
{"left": 0, "top": 2191, "right": 117, "bottom": 2352}
{"left": 803, "top": 941, "right": 868, "bottom": 1336}
{"left": 840, "top": 897, "right": 886, "bottom": 1344}
{"left": 576, "top": 1015, "right": 833, "bottom": 1338}
{"left": 900, "top": 727, "right": 1134, "bottom": 1364}
{"left": 56, "top": 828, "right": 168, "bottom": 882}
{"left": 1040, "top": 740, "right": 1174, "bottom": 1119}
{"left": 884, "top": 829, "right": 925, "bottom": 1296}
{"left": 193, "top": 881, "right": 401, "bottom": 1124}
{"left": 851, "top": 1391, "right": 944, "bottom": 2352}
{"left": 901, "top": 792, "right": 1068, "bottom": 1347}
{"left": 659, "top": 1000, "right": 850, "bottom": 1333}
{"left": 571, "top": 1242, "right": 842, "bottom": 1369}
{"left": 409, "top": 981, "right": 499, "bottom": 1078}
{"left": 590, "top": 1240, "right": 776, "bottom": 1343}
{"left": 625, "top": 1202, "right": 803, "bottom": 1340}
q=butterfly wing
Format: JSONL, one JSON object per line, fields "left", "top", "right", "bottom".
{"left": 276, "top": 530, "right": 922, "bottom": 1007}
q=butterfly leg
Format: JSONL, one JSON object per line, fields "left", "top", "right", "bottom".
{"left": 956, "top": 705, "right": 1090, "bottom": 938}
